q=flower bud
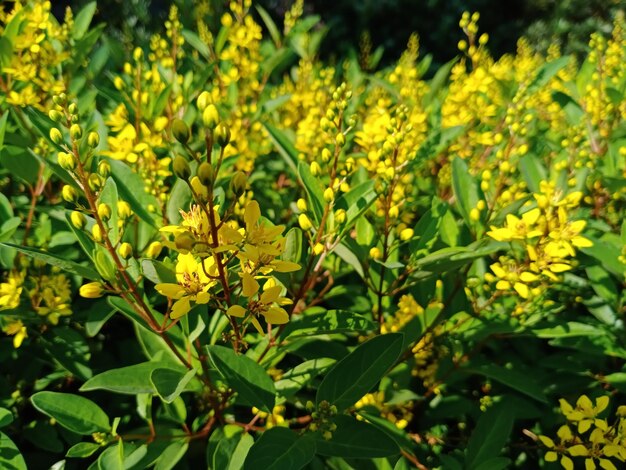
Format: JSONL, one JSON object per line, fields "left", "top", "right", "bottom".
{"left": 62, "top": 185, "right": 78, "bottom": 203}
{"left": 118, "top": 242, "right": 133, "bottom": 260}
{"left": 68, "top": 102, "right": 78, "bottom": 116}
{"left": 71, "top": 211, "right": 86, "bottom": 230}
{"left": 175, "top": 232, "right": 195, "bottom": 252}
{"left": 88, "top": 173, "right": 103, "bottom": 192}
{"left": 323, "top": 187, "right": 334, "bottom": 203}
{"left": 197, "top": 162, "right": 215, "bottom": 187}
{"left": 197, "top": 91, "right": 211, "bottom": 111}
{"left": 215, "top": 123, "right": 231, "bottom": 147}
{"left": 313, "top": 243, "right": 324, "bottom": 255}
{"left": 145, "top": 241, "right": 163, "bottom": 258}
{"left": 133, "top": 47, "right": 143, "bottom": 61}
{"left": 57, "top": 152, "right": 76, "bottom": 171}
{"left": 321, "top": 148, "right": 332, "bottom": 162}
{"left": 173, "top": 155, "right": 191, "bottom": 180}
{"left": 48, "top": 110, "right": 63, "bottom": 122}
{"left": 79, "top": 282, "right": 104, "bottom": 299}
{"left": 334, "top": 209, "right": 346, "bottom": 224}
{"left": 202, "top": 104, "right": 220, "bottom": 130}
{"left": 298, "top": 214, "right": 312, "bottom": 231}
{"left": 369, "top": 247, "right": 382, "bottom": 259}
{"left": 172, "top": 119, "right": 190, "bottom": 144}
{"left": 400, "top": 228, "right": 414, "bottom": 241}
{"left": 117, "top": 201, "right": 132, "bottom": 219}
{"left": 335, "top": 133, "right": 346, "bottom": 147}
{"left": 87, "top": 132, "right": 100, "bottom": 148}
{"left": 53, "top": 93, "right": 67, "bottom": 106}
{"left": 97, "top": 160, "right": 111, "bottom": 178}
{"left": 50, "top": 128, "right": 63, "bottom": 145}
{"left": 97, "top": 203, "right": 111, "bottom": 221}
{"left": 70, "top": 123, "right": 83, "bottom": 140}
{"left": 296, "top": 198, "right": 307, "bottom": 212}
{"left": 230, "top": 171, "right": 247, "bottom": 196}
{"left": 310, "top": 161, "right": 322, "bottom": 176}
{"left": 92, "top": 224, "right": 103, "bottom": 242}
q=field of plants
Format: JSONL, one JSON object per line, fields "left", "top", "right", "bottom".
{"left": 0, "top": 1, "right": 625, "bottom": 469}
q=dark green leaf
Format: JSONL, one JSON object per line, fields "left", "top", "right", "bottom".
{"left": 81, "top": 362, "right": 184, "bottom": 395}
{"left": 0, "top": 432, "right": 27, "bottom": 470}
{"left": 207, "top": 345, "right": 276, "bottom": 412}
{"left": 465, "top": 401, "right": 514, "bottom": 469}
{"left": 66, "top": 442, "right": 102, "bottom": 458}
{"left": 317, "top": 333, "right": 403, "bottom": 411}
{"left": 263, "top": 123, "right": 298, "bottom": 175}
{"left": 31, "top": 392, "right": 110, "bottom": 435}
{"left": 244, "top": 427, "right": 316, "bottom": 470}
{"left": 281, "top": 310, "right": 375, "bottom": 339}
{"left": 73, "top": 2, "right": 97, "bottom": 39}
{"left": 150, "top": 368, "right": 196, "bottom": 403}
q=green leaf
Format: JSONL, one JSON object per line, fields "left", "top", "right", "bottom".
{"left": 451, "top": 156, "right": 481, "bottom": 227}
{"left": 42, "top": 327, "right": 92, "bottom": 380}
{"left": 519, "top": 153, "right": 547, "bottom": 193}
{"left": 31, "top": 392, "right": 110, "bottom": 435}
{"left": 474, "top": 457, "right": 512, "bottom": 470}
{"left": 297, "top": 161, "right": 325, "bottom": 224}
{"left": 256, "top": 6, "right": 281, "bottom": 47}
{"left": 263, "top": 123, "right": 298, "bottom": 175}
{"left": 108, "top": 160, "right": 158, "bottom": 227}
{"left": 335, "top": 179, "right": 377, "bottom": 236}
{"left": 0, "top": 112, "right": 8, "bottom": 148}
{"left": 73, "top": 2, "right": 97, "bottom": 39}
{"left": 0, "top": 432, "right": 27, "bottom": 470}
{"left": 99, "top": 177, "right": 119, "bottom": 245}
{"left": 275, "top": 358, "right": 336, "bottom": 397}
{"left": 424, "top": 57, "right": 457, "bottom": 105}
{"left": 281, "top": 310, "right": 375, "bottom": 339}
{"left": 0, "top": 409, "right": 13, "bottom": 428}
{"left": 464, "top": 364, "right": 547, "bottom": 404}
{"left": 243, "top": 427, "right": 316, "bottom": 470}
{"left": 0, "top": 217, "right": 20, "bottom": 242}
{"left": 207, "top": 345, "right": 276, "bottom": 412}
{"left": 207, "top": 425, "right": 248, "bottom": 470}
{"left": 154, "top": 440, "right": 188, "bottom": 470}
{"left": 0, "top": 145, "right": 41, "bottom": 186}
{"left": 150, "top": 368, "right": 197, "bottom": 403}
{"left": 528, "top": 56, "right": 570, "bottom": 90}
{"left": 66, "top": 442, "right": 102, "bottom": 458}
{"left": 81, "top": 362, "right": 184, "bottom": 395}
{"left": 317, "top": 333, "right": 403, "bottom": 411}
{"left": 315, "top": 415, "right": 399, "bottom": 458}
{"left": 182, "top": 29, "right": 210, "bottom": 59}
{"left": 465, "top": 401, "right": 514, "bottom": 469}
{"left": 0, "top": 243, "right": 99, "bottom": 280}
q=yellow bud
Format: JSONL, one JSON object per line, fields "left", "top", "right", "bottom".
{"left": 296, "top": 198, "right": 307, "bottom": 212}
{"left": 173, "top": 155, "right": 191, "bottom": 180}
{"left": 230, "top": 171, "right": 248, "bottom": 196}
{"left": 92, "top": 224, "right": 103, "bottom": 242}
{"left": 88, "top": 174, "right": 103, "bottom": 192}
{"left": 335, "top": 133, "right": 346, "bottom": 147}
{"left": 197, "top": 91, "right": 211, "bottom": 111}
{"left": 313, "top": 243, "right": 324, "bottom": 255}
{"left": 113, "top": 76, "right": 124, "bottom": 90}
{"left": 87, "top": 132, "right": 100, "bottom": 148}
{"left": 68, "top": 103, "right": 78, "bottom": 116}
{"left": 323, "top": 187, "right": 334, "bottom": 203}
{"left": 310, "top": 161, "right": 322, "bottom": 176}
{"left": 388, "top": 205, "right": 399, "bottom": 219}
{"left": 469, "top": 207, "right": 480, "bottom": 222}
{"left": 133, "top": 47, "right": 143, "bottom": 61}
{"left": 175, "top": 232, "right": 195, "bottom": 252}
{"left": 52, "top": 93, "right": 67, "bottom": 106}
{"left": 202, "top": 104, "right": 220, "bottom": 130}
{"left": 369, "top": 247, "right": 382, "bottom": 259}
{"left": 48, "top": 110, "right": 63, "bottom": 122}
{"left": 146, "top": 241, "right": 163, "bottom": 258}
{"left": 97, "top": 160, "right": 111, "bottom": 178}
{"left": 321, "top": 148, "right": 332, "bottom": 162}
{"left": 57, "top": 152, "right": 76, "bottom": 171}
{"left": 172, "top": 119, "right": 190, "bottom": 144}
{"left": 197, "top": 162, "right": 215, "bottom": 187}
{"left": 62, "top": 185, "right": 79, "bottom": 203}
{"left": 79, "top": 282, "right": 104, "bottom": 299}
{"left": 400, "top": 228, "right": 414, "bottom": 241}
{"left": 118, "top": 242, "right": 133, "bottom": 260}
{"left": 70, "top": 124, "right": 83, "bottom": 140}
{"left": 70, "top": 211, "right": 86, "bottom": 230}
{"left": 50, "top": 128, "right": 63, "bottom": 145}
{"left": 298, "top": 214, "right": 313, "bottom": 231}
{"left": 334, "top": 209, "right": 346, "bottom": 224}
{"left": 97, "top": 203, "right": 111, "bottom": 221}
{"left": 117, "top": 201, "right": 132, "bottom": 219}
{"left": 215, "top": 123, "right": 231, "bottom": 147}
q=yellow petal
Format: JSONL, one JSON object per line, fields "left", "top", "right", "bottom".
{"left": 572, "top": 236, "right": 592, "bottom": 248}
{"left": 155, "top": 283, "right": 185, "bottom": 299}
{"left": 195, "top": 292, "right": 210, "bottom": 304}
{"left": 538, "top": 435, "right": 555, "bottom": 448}
{"left": 272, "top": 261, "right": 301, "bottom": 273}
{"left": 171, "top": 298, "right": 191, "bottom": 319}
{"left": 561, "top": 455, "right": 574, "bottom": 470}
{"left": 545, "top": 451, "right": 557, "bottom": 462}
{"left": 522, "top": 208, "right": 541, "bottom": 226}
{"left": 599, "top": 459, "right": 617, "bottom": 470}
{"left": 245, "top": 201, "right": 261, "bottom": 229}
{"left": 264, "top": 307, "right": 289, "bottom": 324}
{"left": 260, "top": 285, "right": 282, "bottom": 304}
{"left": 585, "top": 458, "right": 597, "bottom": 470}
{"left": 514, "top": 282, "right": 529, "bottom": 298}
{"left": 250, "top": 316, "right": 264, "bottom": 334}
{"left": 226, "top": 305, "right": 246, "bottom": 318}
{"left": 568, "top": 444, "right": 588, "bottom": 456}
{"left": 241, "top": 272, "right": 260, "bottom": 297}
{"left": 577, "top": 395, "right": 593, "bottom": 411}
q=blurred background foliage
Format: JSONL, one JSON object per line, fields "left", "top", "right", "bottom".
{"left": 51, "top": 0, "right": 625, "bottom": 68}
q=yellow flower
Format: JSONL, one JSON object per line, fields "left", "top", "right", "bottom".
{"left": 487, "top": 208, "right": 542, "bottom": 242}
{"left": 0, "top": 272, "right": 23, "bottom": 310}
{"left": 3, "top": 320, "right": 27, "bottom": 348}
{"left": 155, "top": 253, "right": 217, "bottom": 318}
{"left": 559, "top": 395, "right": 609, "bottom": 434}
{"left": 234, "top": 279, "right": 292, "bottom": 334}
{"left": 79, "top": 282, "right": 105, "bottom": 299}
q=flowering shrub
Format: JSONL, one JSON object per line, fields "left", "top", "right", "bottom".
{"left": 0, "top": 1, "right": 625, "bottom": 469}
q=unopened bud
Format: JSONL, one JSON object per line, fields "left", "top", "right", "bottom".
{"left": 298, "top": 214, "right": 313, "bottom": 231}
{"left": 79, "top": 282, "right": 104, "bottom": 299}
{"left": 202, "top": 104, "right": 220, "bottom": 130}
{"left": 334, "top": 209, "right": 346, "bottom": 224}
{"left": 48, "top": 110, "right": 63, "bottom": 122}
{"left": 57, "top": 152, "right": 76, "bottom": 171}
{"left": 62, "top": 185, "right": 78, "bottom": 203}
{"left": 52, "top": 93, "right": 67, "bottom": 106}
{"left": 97, "top": 203, "right": 111, "bottom": 221}
{"left": 117, "top": 201, "right": 132, "bottom": 219}
{"left": 323, "top": 187, "right": 334, "bottom": 202}
{"left": 174, "top": 232, "right": 195, "bottom": 252}
{"left": 296, "top": 198, "right": 307, "bottom": 212}
{"left": 92, "top": 224, "right": 103, "bottom": 242}
{"left": 71, "top": 211, "right": 86, "bottom": 230}
{"left": 133, "top": 47, "right": 143, "bottom": 62}
{"left": 321, "top": 148, "right": 332, "bottom": 162}
{"left": 310, "top": 161, "right": 322, "bottom": 176}
{"left": 145, "top": 241, "right": 163, "bottom": 258}
{"left": 215, "top": 123, "right": 231, "bottom": 147}
{"left": 230, "top": 171, "right": 247, "bottom": 196}
{"left": 88, "top": 174, "right": 103, "bottom": 192}
{"left": 70, "top": 123, "right": 83, "bottom": 140}
{"left": 335, "top": 133, "right": 346, "bottom": 147}
{"left": 88, "top": 132, "right": 100, "bottom": 148}
{"left": 68, "top": 103, "right": 78, "bottom": 116}
{"left": 197, "top": 162, "right": 215, "bottom": 187}
{"left": 197, "top": 91, "right": 211, "bottom": 111}
{"left": 173, "top": 155, "right": 191, "bottom": 180}
{"left": 172, "top": 119, "right": 190, "bottom": 144}
{"left": 118, "top": 242, "right": 133, "bottom": 260}
{"left": 50, "top": 128, "right": 63, "bottom": 145}
{"left": 97, "top": 160, "right": 111, "bottom": 178}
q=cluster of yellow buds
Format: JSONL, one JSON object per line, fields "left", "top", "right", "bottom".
{"left": 355, "top": 391, "right": 414, "bottom": 430}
